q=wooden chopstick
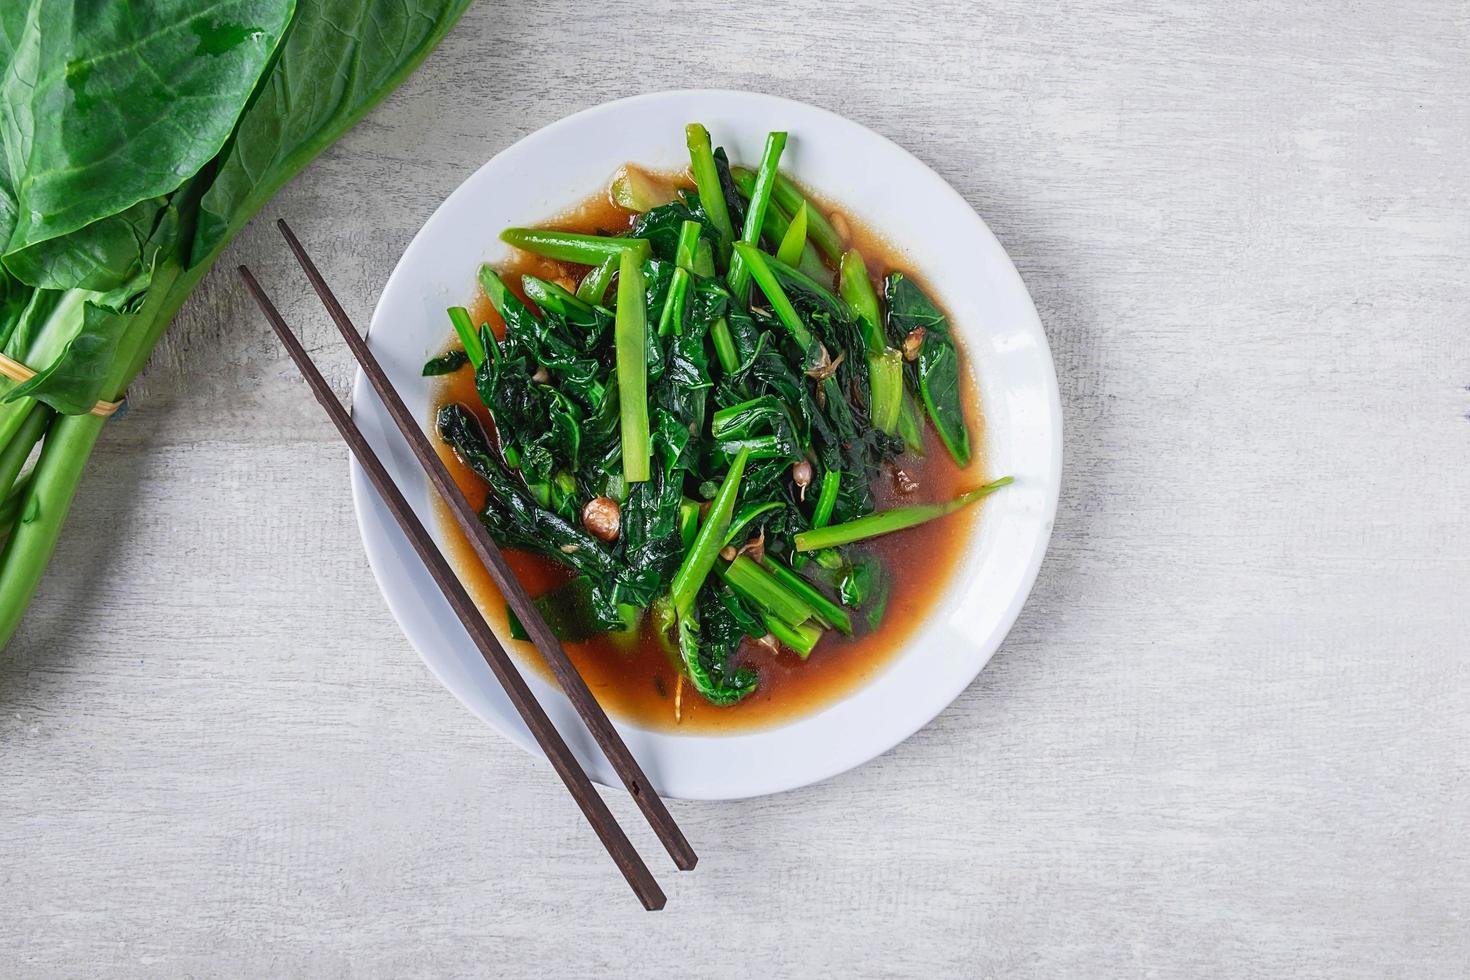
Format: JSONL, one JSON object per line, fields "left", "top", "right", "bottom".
{"left": 237, "top": 264, "right": 667, "bottom": 912}
{"left": 273, "top": 220, "right": 698, "bottom": 873}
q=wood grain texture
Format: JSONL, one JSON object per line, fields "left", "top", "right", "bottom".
{"left": 3, "top": 1, "right": 1468, "bottom": 976}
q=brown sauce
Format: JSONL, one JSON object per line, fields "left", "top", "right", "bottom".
{"left": 430, "top": 169, "right": 989, "bottom": 733}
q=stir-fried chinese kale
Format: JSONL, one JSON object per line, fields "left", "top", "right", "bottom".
{"left": 432, "top": 124, "right": 1011, "bottom": 707}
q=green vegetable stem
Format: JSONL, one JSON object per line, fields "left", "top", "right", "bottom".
{"left": 685, "top": 124, "right": 738, "bottom": 253}
{"left": 669, "top": 447, "right": 750, "bottom": 616}
{"left": 794, "top": 477, "right": 1014, "bottom": 551}
{"left": 726, "top": 131, "right": 788, "bottom": 301}
{"left": 733, "top": 167, "right": 845, "bottom": 263}
{"left": 500, "top": 228, "right": 651, "bottom": 266}
{"left": 615, "top": 248, "right": 651, "bottom": 482}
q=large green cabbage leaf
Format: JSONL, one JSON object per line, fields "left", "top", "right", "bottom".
{"left": 0, "top": 0, "right": 296, "bottom": 253}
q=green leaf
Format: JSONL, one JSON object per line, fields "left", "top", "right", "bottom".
{"left": 0, "top": 0, "right": 472, "bottom": 647}
{"left": 506, "top": 576, "right": 629, "bottom": 643}
{"left": 0, "top": 269, "right": 33, "bottom": 350}
{"left": 4, "top": 299, "right": 131, "bottom": 413}
{"left": 676, "top": 605, "right": 757, "bottom": 706}
{"left": 884, "top": 272, "right": 971, "bottom": 466}
{"left": 190, "top": 0, "right": 474, "bottom": 266}
{"left": 2, "top": 196, "right": 169, "bottom": 294}
{"left": 0, "top": 0, "right": 296, "bottom": 253}
{"left": 421, "top": 348, "right": 469, "bottom": 376}
{"left": 2, "top": 200, "right": 185, "bottom": 413}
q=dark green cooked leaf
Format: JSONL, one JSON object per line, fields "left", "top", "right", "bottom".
{"left": 421, "top": 349, "right": 469, "bottom": 376}
{"left": 884, "top": 272, "right": 971, "bottom": 466}
{"left": 677, "top": 603, "right": 757, "bottom": 706}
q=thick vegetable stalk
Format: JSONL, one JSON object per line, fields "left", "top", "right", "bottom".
{"left": 447, "top": 306, "right": 486, "bottom": 368}
{"left": 839, "top": 249, "right": 905, "bottom": 439}
{"left": 0, "top": 261, "right": 193, "bottom": 642}
{"left": 655, "top": 220, "right": 701, "bottom": 337}
{"left": 763, "top": 556, "right": 852, "bottom": 635}
{"left": 793, "top": 477, "right": 1014, "bottom": 551}
{"left": 0, "top": 0, "right": 474, "bottom": 647}
{"left": 615, "top": 248, "right": 651, "bottom": 482}
{"left": 733, "top": 167, "right": 845, "bottom": 264}
{"left": 685, "top": 124, "right": 738, "bottom": 253}
{"left": 721, "top": 555, "right": 816, "bottom": 630}
{"left": 500, "top": 228, "right": 650, "bottom": 266}
{"left": 522, "top": 276, "right": 599, "bottom": 321}
{"left": 725, "top": 131, "right": 788, "bottom": 301}
{"left": 576, "top": 256, "right": 618, "bottom": 304}
{"left": 776, "top": 202, "right": 809, "bottom": 267}
{"left": 762, "top": 615, "right": 822, "bottom": 658}
{"left": 732, "top": 243, "right": 815, "bottom": 350}
{"left": 669, "top": 447, "right": 750, "bottom": 616}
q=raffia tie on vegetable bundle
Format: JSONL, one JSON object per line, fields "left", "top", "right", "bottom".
{"left": 0, "top": 353, "right": 123, "bottom": 417}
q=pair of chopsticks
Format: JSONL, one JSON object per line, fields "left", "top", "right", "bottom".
{"left": 238, "top": 219, "right": 693, "bottom": 911}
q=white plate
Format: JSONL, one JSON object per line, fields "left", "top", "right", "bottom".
{"left": 351, "top": 90, "right": 1061, "bottom": 800}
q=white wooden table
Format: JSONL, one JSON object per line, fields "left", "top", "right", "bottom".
{"left": 4, "top": 2, "right": 1467, "bottom": 976}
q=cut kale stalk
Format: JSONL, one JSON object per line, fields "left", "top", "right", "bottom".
{"left": 866, "top": 349, "right": 904, "bottom": 435}
{"left": 710, "top": 317, "right": 739, "bottom": 373}
{"left": 895, "top": 389, "right": 926, "bottom": 455}
{"left": 669, "top": 447, "right": 750, "bottom": 617}
{"left": 655, "top": 220, "right": 702, "bottom": 337}
{"left": 776, "top": 202, "right": 809, "bottom": 267}
{"left": 500, "top": 228, "right": 651, "bottom": 266}
{"left": 764, "top": 616, "right": 822, "bottom": 659}
{"left": 726, "top": 131, "right": 788, "bottom": 301}
{"left": 729, "top": 168, "right": 828, "bottom": 279}
{"left": 794, "top": 477, "right": 1013, "bottom": 551}
{"left": 522, "top": 275, "right": 607, "bottom": 327}
{"left": 763, "top": 556, "right": 852, "bottom": 635}
{"left": 685, "top": 124, "right": 738, "bottom": 254}
{"left": 577, "top": 255, "right": 618, "bottom": 304}
{"left": 615, "top": 248, "right": 651, "bottom": 483}
{"left": 761, "top": 249, "right": 850, "bottom": 323}
{"left": 812, "top": 469, "right": 840, "bottom": 528}
{"left": 720, "top": 555, "right": 819, "bottom": 630}
{"left": 731, "top": 243, "right": 815, "bottom": 351}
{"left": 838, "top": 250, "right": 884, "bottom": 351}
{"left": 446, "top": 307, "right": 486, "bottom": 369}
{"left": 839, "top": 249, "right": 904, "bottom": 437}
{"left": 733, "top": 166, "right": 845, "bottom": 264}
